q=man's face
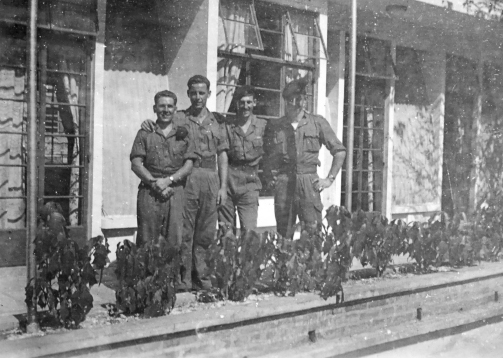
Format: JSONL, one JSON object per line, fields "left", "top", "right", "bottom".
{"left": 187, "top": 83, "right": 211, "bottom": 109}
{"left": 285, "top": 94, "right": 306, "bottom": 117}
{"left": 236, "top": 95, "right": 256, "bottom": 118}
{"left": 153, "top": 96, "right": 177, "bottom": 123}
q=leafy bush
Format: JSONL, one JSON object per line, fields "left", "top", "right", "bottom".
{"left": 114, "top": 239, "right": 178, "bottom": 317}
{"left": 26, "top": 202, "right": 109, "bottom": 328}
{"left": 111, "top": 205, "right": 503, "bottom": 314}
{"left": 347, "top": 210, "right": 408, "bottom": 276}
{"left": 206, "top": 223, "right": 276, "bottom": 301}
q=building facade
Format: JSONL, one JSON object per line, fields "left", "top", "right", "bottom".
{"left": 1, "top": 0, "right": 502, "bottom": 265}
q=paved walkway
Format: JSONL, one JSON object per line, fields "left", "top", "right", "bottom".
{"left": 0, "top": 266, "right": 119, "bottom": 332}
{"left": 368, "top": 320, "right": 503, "bottom": 358}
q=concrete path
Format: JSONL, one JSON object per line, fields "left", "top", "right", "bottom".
{"left": 368, "top": 320, "right": 503, "bottom": 358}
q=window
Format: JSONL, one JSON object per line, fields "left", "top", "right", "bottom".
{"left": 217, "top": 1, "right": 325, "bottom": 119}
{"left": 219, "top": 0, "right": 263, "bottom": 51}
{"left": 0, "top": 16, "right": 94, "bottom": 248}
{"left": 216, "top": 1, "right": 326, "bottom": 196}
{"left": 341, "top": 36, "right": 394, "bottom": 211}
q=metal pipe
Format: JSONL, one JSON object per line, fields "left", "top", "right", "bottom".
{"left": 26, "top": 0, "right": 39, "bottom": 333}
{"left": 345, "top": 0, "right": 357, "bottom": 211}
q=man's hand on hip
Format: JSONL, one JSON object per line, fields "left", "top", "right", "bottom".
{"left": 313, "top": 177, "right": 333, "bottom": 192}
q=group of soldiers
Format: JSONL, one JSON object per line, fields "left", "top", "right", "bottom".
{"left": 130, "top": 74, "right": 346, "bottom": 292}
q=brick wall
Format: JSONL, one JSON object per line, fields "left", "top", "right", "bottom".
{"left": 3, "top": 263, "right": 503, "bottom": 357}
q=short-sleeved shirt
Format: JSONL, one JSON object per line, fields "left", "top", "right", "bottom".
{"left": 181, "top": 108, "right": 228, "bottom": 162}
{"left": 263, "top": 111, "right": 345, "bottom": 175}
{"left": 130, "top": 117, "right": 197, "bottom": 178}
{"left": 225, "top": 114, "right": 267, "bottom": 167}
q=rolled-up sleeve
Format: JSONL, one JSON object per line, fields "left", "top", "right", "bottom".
{"left": 183, "top": 128, "right": 198, "bottom": 162}
{"left": 318, "top": 117, "right": 346, "bottom": 155}
{"left": 216, "top": 121, "right": 229, "bottom": 153}
{"left": 130, "top": 130, "right": 147, "bottom": 161}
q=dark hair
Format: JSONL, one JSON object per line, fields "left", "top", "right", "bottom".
{"left": 233, "top": 85, "right": 256, "bottom": 102}
{"left": 154, "top": 90, "right": 177, "bottom": 105}
{"left": 187, "top": 75, "right": 211, "bottom": 91}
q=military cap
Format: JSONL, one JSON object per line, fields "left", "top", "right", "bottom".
{"left": 233, "top": 85, "right": 256, "bottom": 102}
{"left": 282, "top": 77, "right": 309, "bottom": 99}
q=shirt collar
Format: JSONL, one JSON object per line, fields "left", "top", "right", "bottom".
{"left": 233, "top": 114, "right": 257, "bottom": 137}
{"left": 155, "top": 120, "right": 177, "bottom": 138}
{"left": 186, "top": 107, "right": 212, "bottom": 126}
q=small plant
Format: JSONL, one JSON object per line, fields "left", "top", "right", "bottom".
{"left": 26, "top": 202, "right": 109, "bottom": 328}
{"left": 114, "top": 239, "right": 178, "bottom": 317}
{"left": 206, "top": 223, "right": 276, "bottom": 301}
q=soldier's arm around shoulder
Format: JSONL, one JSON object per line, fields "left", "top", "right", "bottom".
{"left": 315, "top": 115, "right": 346, "bottom": 155}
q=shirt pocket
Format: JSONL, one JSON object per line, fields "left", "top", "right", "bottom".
{"left": 199, "top": 127, "right": 215, "bottom": 153}
{"left": 172, "top": 139, "right": 188, "bottom": 157}
{"left": 251, "top": 136, "right": 264, "bottom": 157}
{"left": 231, "top": 136, "right": 245, "bottom": 160}
{"left": 146, "top": 144, "right": 160, "bottom": 167}
{"left": 303, "top": 127, "right": 321, "bottom": 152}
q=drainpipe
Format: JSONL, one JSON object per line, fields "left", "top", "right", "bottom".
{"left": 345, "top": 0, "right": 356, "bottom": 211}
{"left": 26, "top": 0, "right": 39, "bottom": 333}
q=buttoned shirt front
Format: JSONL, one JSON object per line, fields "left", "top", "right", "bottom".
{"left": 182, "top": 108, "right": 228, "bottom": 163}
{"left": 130, "top": 117, "right": 197, "bottom": 178}
{"left": 226, "top": 114, "right": 267, "bottom": 167}
{"left": 263, "top": 111, "right": 346, "bottom": 175}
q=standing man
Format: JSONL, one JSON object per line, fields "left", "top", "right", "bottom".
{"left": 130, "top": 90, "right": 196, "bottom": 250}
{"left": 263, "top": 78, "right": 346, "bottom": 238}
{"left": 141, "top": 75, "right": 228, "bottom": 291}
{"left": 219, "top": 86, "right": 266, "bottom": 232}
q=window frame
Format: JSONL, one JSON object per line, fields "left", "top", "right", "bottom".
{"left": 219, "top": 0, "right": 265, "bottom": 51}
{"left": 341, "top": 35, "right": 393, "bottom": 212}
{"left": 217, "top": 1, "right": 322, "bottom": 119}
{"left": 0, "top": 22, "right": 94, "bottom": 245}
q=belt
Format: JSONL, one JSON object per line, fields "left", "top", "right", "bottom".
{"left": 194, "top": 157, "right": 217, "bottom": 171}
{"left": 278, "top": 165, "right": 317, "bottom": 175}
{"left": 229, "top": 163, "right": 258, "bottom": 174}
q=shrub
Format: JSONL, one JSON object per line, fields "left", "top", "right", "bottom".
{"left": 206, "top": 223, "right": 276, "bottom": 301}
{"left": 26, "top": 202, "right": 109, "bottom": 328}
{"left": 114, "top": 239, "right": 178, "bottom": 317}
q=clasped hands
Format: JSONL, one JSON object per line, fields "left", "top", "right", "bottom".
{"left": 150, "top": 177, "right": 174, "bottom": 199}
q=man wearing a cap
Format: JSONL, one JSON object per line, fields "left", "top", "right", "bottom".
{"left": 263, "top": 78, "right": 346, "bottom": 237}
{"left": 219, "top": 86, "right": 267, "bottom": 232}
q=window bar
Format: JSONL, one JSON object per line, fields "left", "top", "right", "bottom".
{"left": 357, "top": 95, "right": 365, "bottom": 211}
{"left": 49, "top": 88, "right": 55, "bottom": 160}
{"left": 44, "top": 164, "right": 85, "bottom": 169}
{"left": 37, "top": 39, "right": 47, "bottom": 213}
{"left": 345, "top": 0, "right": 356, "bottom": 211}
{"left": 250, "top": 1, "right": 264, "bottom": 50}
{"left": 26, "top": 0, "right": 39, "bottom": 331}
{"left": 218, "top": 50, "right": 316, "bottom": 69}
{"left": 368, "top": 106, "right": 374, "bottom": 211}
{"left": 314, "top": 17, "right": 329, "bottom": 61}
{"left": 285, "top": 11, "right": 299, "bottom": 62}
{"left": 0, "top": 63, "right": 26, "bottom": 69}
{"left": 46, "top": 68, "right": 87, "bottom": 76}
{"left": 0, "top": 131, "right": 27, "bottom": 136}
{"left": 42, "top": 195, "right": 83, "bottom": 200}
{"left": 46, "top": 101, "right": 87, "bottom": 108}
{"left": 219, "top": 3, "right": 230, "bottom": 49}
{"left": 44, "top": 133, "right": 86, "bottom": 138}
{"left": 0, "top": 97, "right": 25, "bottom": 103}
{"left": 0, "top": 164, "right": 28, "bottom": 167}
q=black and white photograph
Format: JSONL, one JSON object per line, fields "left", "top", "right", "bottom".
{"left": 1, "top": 0, "right": 503, "bottom": 357}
